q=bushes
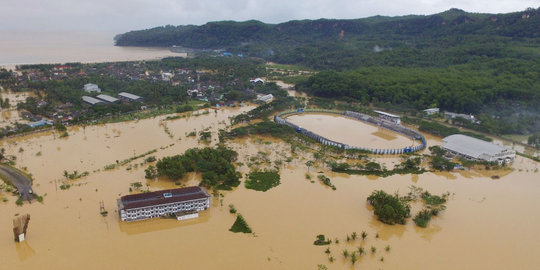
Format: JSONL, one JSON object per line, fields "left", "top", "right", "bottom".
{"left": 229, "top": 214, "right": 252, "bottom": 233}
{"left": 314, "top": 234, "right": 331, "bottom": 245}
{"left": 244, "top": 171, "right": 281, "bottom": 192}
{"left": 413, "top": 210, "right": 432, "bottom": 228}
{"left": 156, "top": 146, "right": 241, "bottom": 190}
{"left": 367, "top": 190, "right": 410, "bottom": 225}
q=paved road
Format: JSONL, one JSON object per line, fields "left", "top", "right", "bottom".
{"left": 0, "top": 165, "right": 35, "bottom": 201}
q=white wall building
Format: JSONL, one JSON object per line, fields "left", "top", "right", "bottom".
{"left": 117, "top": 186, "right": 210, "bottom": 222}
{"left": 83, "top": 83, "right": 101, "bottom": 93}
{"left": 442, "top": 134, "right": 515, "bottom": 164}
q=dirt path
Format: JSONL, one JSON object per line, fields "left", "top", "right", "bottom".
{"left": 0, "top": 165, "right": 34, "bottom": 201}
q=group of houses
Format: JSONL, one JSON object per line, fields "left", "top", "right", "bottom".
{"left": 82, "top": 83, "right": 142, "bottom": 106}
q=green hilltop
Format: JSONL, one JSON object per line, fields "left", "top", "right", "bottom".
{"left": 115, "top": 8, "right": 540, "bottom": 134}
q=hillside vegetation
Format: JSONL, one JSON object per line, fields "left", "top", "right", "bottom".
{"left": 116, "top": 8, "right": 540, "bottom": 134}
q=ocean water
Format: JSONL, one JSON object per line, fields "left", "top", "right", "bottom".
{"left": 0, "top": 31, "right": 181, "bottom": 67}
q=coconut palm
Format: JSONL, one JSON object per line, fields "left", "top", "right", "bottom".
{"left": 361, "top": 231, "right": 368, "bottom": 240}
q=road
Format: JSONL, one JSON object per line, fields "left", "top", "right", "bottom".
{"left": 0, "top": 165, "right": 34, "bottom": 201}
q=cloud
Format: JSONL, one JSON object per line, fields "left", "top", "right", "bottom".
{"left": 1, "top": 0, "right": 538, "bottom": 32}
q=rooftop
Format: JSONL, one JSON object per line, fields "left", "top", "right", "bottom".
{"left": 374, "top": 110, "right": 400, "bottom": 118}
{"left": 118, "top": 92, "right": 142, "bottom": 100}
{"left": 96, "top": 94, "right": 119, "bottom": 103}
{"left": 120, "top": 186, "right": 209, "bottom": 210}
{"left": 82, "top": 96, "right": 104, "bottom": 105}
{"left": 442, "top": 134, "right": 511, "bottom": 159}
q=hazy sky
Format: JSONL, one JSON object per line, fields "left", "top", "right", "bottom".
{"left": 2, "top": 0, "right": 538, "bottom": 33}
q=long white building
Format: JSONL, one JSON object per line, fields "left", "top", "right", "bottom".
{"left": 442, "top": 134, "right": 515, "bottom": 164}
{"left": 117, "top": 186, "right": 210, "bottom": 222}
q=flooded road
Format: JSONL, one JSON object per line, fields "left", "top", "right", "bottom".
{"left": 0, "top": 107, "right": 539, "bottom": 269}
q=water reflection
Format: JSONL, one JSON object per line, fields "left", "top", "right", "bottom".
{"left": 118, "top": 210, "right": 211, "bottom": 235}
{"left": 15, "top": 241, "right": 36, "bottom": 261}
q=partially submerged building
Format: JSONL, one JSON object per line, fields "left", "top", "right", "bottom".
{"left": 117, "top": 186, "right": 210, "bottom": 222}
{"left": 374, "top": 110, "right": 401, "bottom": 125}
{"left": 118, "top": 92, "right": 143, "bottom": 102}
{"left": 442, "top": 134, "right": 515, "bottom": 164}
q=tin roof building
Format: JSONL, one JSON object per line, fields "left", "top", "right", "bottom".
{"left": 82, "top": 96, "right": 104, "bottom": 105}
{"left": 96, "top": 94, "right": 119, "bottom": 104}
{"left": 117, "top": 186, "right": 210, "bottom": 222}
{"left": 374, "top": 110, "right": 401, "bottom": 125}
{"left": 118, "top": 92, "right": 143, "bottom": 102}
{"left": 442, "top": 134, "right": 515, "bottom": 164}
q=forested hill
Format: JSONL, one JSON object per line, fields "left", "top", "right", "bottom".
{"left": 116, "top": 8, "right": 540, "bottom": 46}
{"left": 116, "top": 8, "right": 539, "bottom": 56}
{"left": 115, "top": 8, "right": 540, "bottom": 134}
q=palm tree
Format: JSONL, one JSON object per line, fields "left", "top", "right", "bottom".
{"left": 385, "top": 245, "right": 391, "bottom": 252}
{"left": 361, "top": 231, "right": 368, "bottom": 240}
{"left": 351, "top": 253, "right": 358, "bottom": 265}
{"left": 63, "top": 170, "right": 69, "bottom": 178}
{"left": 351, "top": 232, "right": 358, "bottom": 240}
{"left": 325, "top": 247, "right": 331, "bottom": 254}
{"left": 343, "top": 250, "right": 349, "bottom": 258}
{"left": 371, "top": 246, "right": 377, "bottom": 254}
{"left": 357, "top": 246, "right": 365, "bottom": 255}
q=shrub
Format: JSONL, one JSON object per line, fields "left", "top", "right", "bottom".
{"left": 367, "top": 190, "right": 410, "bottom": 225}
{"left": 413, "top": 209, "right": 432, "bottom": 228}
{"left": 229, "top": 214, "right": 252, "bottom": 233}
{"left": 245, "top": 171, "right": 281, "bottom": 192}
{"left": 314, "top": 234, "right": 331, "bottom": 245}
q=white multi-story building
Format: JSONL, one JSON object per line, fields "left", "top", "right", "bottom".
{"left": 117, "top": 186, "right": 210, "bottom": 222}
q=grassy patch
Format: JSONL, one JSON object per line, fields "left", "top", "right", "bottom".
{"left": 244, "top": 170, "right": 281, "bottom": 192}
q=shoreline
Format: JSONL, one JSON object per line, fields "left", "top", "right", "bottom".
{"left": 0, "top": 50, "right": 186, "bottom": 71}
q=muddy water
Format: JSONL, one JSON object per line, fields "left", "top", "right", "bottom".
{"left": 287, "top": 113, "right": 419, "bottom": 149}
{"left": 0, "top": 31, "right": 182, "bottom": 66}
{"left": 0, "top": 91, "right": 36, "bottom": 127}
{"left": 1, "top": 107, "right": 540, "bottom": 269}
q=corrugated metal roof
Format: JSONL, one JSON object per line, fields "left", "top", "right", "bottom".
{"left": 118, "top": 92, "right": 142, "bottom": 100}
{"left": 374, "top": 110, "right": 400, "bottom": 118}
{"left": 442, "top": 134, "right": 509, "bottom": 159}
{"left": 82, "top": 96, "right": 103, "bottom": 105}
{"left": 96, "top": 94, "right": 119, "bottom": 103}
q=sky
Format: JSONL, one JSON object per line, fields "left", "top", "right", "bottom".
{"left": 1, "top": 0, "right": 538, "bottom": 33}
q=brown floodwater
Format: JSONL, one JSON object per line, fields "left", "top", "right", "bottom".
{"left": 286, "top": 113, "right": 419, "bottom": 149}
{"left": 1, "top": 106, "right": 539, "bottom": 269}
{"left": 0, "top": 31, "right": 183, "bottom": 66}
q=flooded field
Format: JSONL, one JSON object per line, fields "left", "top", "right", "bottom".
{"left": 1, "top": 106, "right": 539, "bottom": 269}
{"left": 286, "top": 113, "right": 419, "bottom": 149}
